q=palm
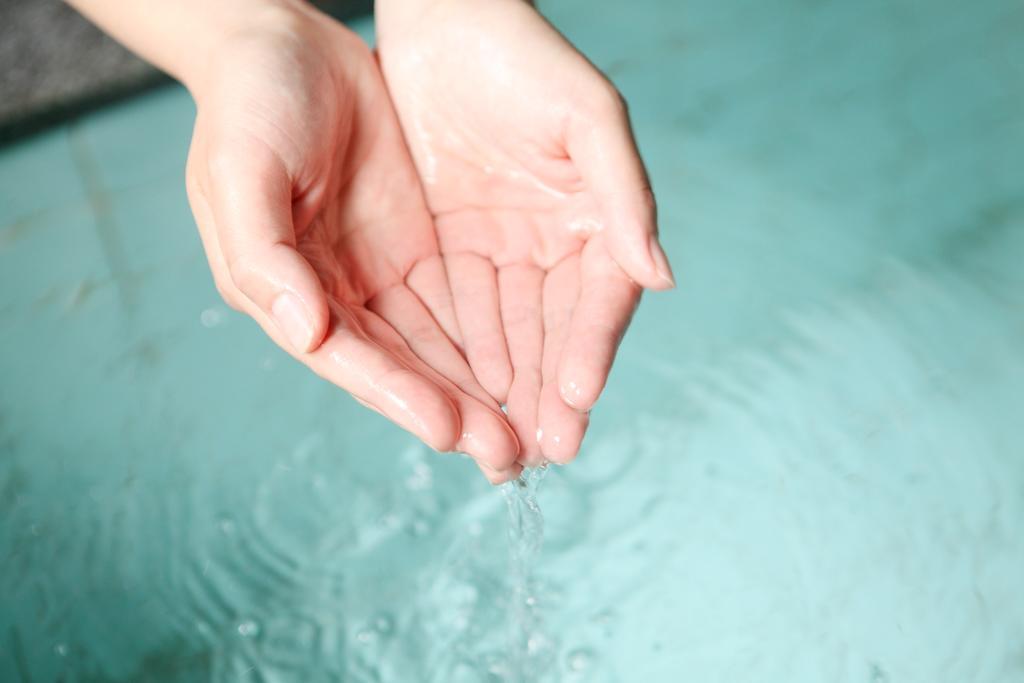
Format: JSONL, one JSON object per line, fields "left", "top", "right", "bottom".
{"left": 408, "top": 109, "right": 604, "bottom": 467}
{"left": 379, "top": 0, "right": 665, "bottom": 464}
{"left": 187, "top": 12, "right": 520, "bottom": 479}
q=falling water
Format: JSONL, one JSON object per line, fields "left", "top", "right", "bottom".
{"left": 500, "top": 464, "right": 554, "bottom": 682}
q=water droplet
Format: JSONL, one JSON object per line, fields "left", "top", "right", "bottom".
{"left": 451, "top": 582, "right": 479, "bottom": 605}
{"left": 54, "top": 643, "right": 68, "bottom": 657}
{"left": 524, "top": 595, "right": 537, "bottom": 607}
{"left": 218, "top": 516, "right": 236, "bottom": 535}
{"left": 486, "top": 657, "right": 510, "bottom": 677}
{"left": 450, "top": 660, "right": 480, "bottom": 682}
{"left": 355, "top": 628, "right": 376, "bottom": 645}
{"left": 405, "top": 462, "right": 433, "bottom": 491}
{"left": 200, "top": 307, "right": 224, "bottom": 328}
{"left": 527, "top": 634, "right": 551, "bottom": 654}
{"left": 566, "top": 648, "right": 594, "bottom": 672}
{"left": 373, "top": 614, "right": 394, "bottom": 635}
{"left": 237, "top": 620, "right": 260, "bottom": 638}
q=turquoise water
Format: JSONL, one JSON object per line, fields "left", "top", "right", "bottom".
{"left": 2, "top": 0, "right": 1023, "bottom": 680}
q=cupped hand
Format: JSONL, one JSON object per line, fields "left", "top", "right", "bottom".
{"left": 377, "top": 0, "right": 675, "bottom": 466}
{"left": 184, "top": 4, "right": 521, "bottom": 482}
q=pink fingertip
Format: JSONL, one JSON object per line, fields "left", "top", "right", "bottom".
{"left": 477, "top": 460, "right": 522, "bottom": 485}
{"left": 560, "top": 377, "right": 597, "bottom": 412}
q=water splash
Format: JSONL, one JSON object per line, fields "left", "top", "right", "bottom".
{"left": 501, "top": 465, "right": 554, "bottom": 681}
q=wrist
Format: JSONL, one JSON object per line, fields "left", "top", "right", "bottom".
{"left": 68, "top": 0, "right": 316, "bottom": 99}
{"left": 376, "top": 0, "right": 535, "bottom": 41}
{"left": 180, "top": 0, "right": 318, "bottom": 100}
{"left": 374, "top": 0, "right": 536, "bottom": 37}
{"left": 375, "top": 0, "right": 450, "bottom": 37}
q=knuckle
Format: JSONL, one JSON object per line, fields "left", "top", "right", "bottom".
{"left": 591, "top": 80, "right": 628, "bottom": 119}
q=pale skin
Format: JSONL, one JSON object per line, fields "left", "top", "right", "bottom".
{"left": 68, "top": 0, "right": 674, "bottom": 482}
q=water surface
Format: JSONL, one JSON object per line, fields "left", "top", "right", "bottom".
{"left": 1, "top": 0, "right": 1023, "bottom": 680}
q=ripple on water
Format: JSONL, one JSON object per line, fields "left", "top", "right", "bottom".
{"left": 150, "top": 434, "right": 361, "bottom": 681}
{"left": 236, "top": 620, "right": 259, "bottom": 638}
{"left": 566, "top": 647, "right": 595, "bottom": 672}
{"left": 127, "top": 429, "right": 586, "bottom": 682}
{"left": 199, "top": 307, "right": 225, "bottom": 328}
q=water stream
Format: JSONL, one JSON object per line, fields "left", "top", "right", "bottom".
{"left": 501, "top": 465, "right": 553, "bottom": 682}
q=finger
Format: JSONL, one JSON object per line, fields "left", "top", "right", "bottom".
{"left": 445, "top": 252, "right": 513, "bottom": 403}
{"left": 537, "top": 382, "right": 589, "bottom": 464}
{"left": 566, "top": 84, "right": 674, "bottom": 290}
{"left": 537, "top": 254, "right": 587, "bottom": 462}
{"left": 351, "top": 304, "right": 520, "bottom": 479}
{"left": 557, "top": 237, "right": 641, "bottom": 412}
{"left": 367, "top": 284, "right": 490, "bottom": 407}
{"left": 498, "top": 264, "right": 545, "bottom": 466}
{"left": 203, "top": 140, "right": 329, "bottom": 353}
{"left": 476, "top": 458, "right": 523, "bottom": 485}
{"left": 405, "top": 255, "right": 464, "bottom": 350}
{"left": 299, "top": 302, "right": 461, "bottom": 454}
{"left": 350, "top": 388, "right": 519, "bottom": 484}
{"left": 541, "top": 254, "right": 580, "bottom": 382}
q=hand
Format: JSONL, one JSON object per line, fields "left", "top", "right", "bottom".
{"left": 377, "top": 0, "right": 675, "bottom": 466}
{"left": 184, "top": 4, "right": 521, "bottom": 481}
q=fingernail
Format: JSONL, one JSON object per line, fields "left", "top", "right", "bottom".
{"left": 272, "top": 292, "right": 314, "bottom": 352}
{"left": 648, "top": 235, "right": 676, "bottom": 288}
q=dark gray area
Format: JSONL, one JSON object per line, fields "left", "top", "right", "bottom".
{"left": 0, "top": 0, "right": 371, "bottom": 144}
{"left": 0, "top": 0, "right": 158, "bottom": 141}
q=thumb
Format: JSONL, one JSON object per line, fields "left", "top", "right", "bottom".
{"left": 567, "top": 84, "right": 675, "bottom": 290}
{"left": 205, "top": 143, "right": 330, "bottom": 353}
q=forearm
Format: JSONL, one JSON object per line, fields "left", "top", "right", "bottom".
{"left": 65, "top": 0, "right": 307, "bottom": 96}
